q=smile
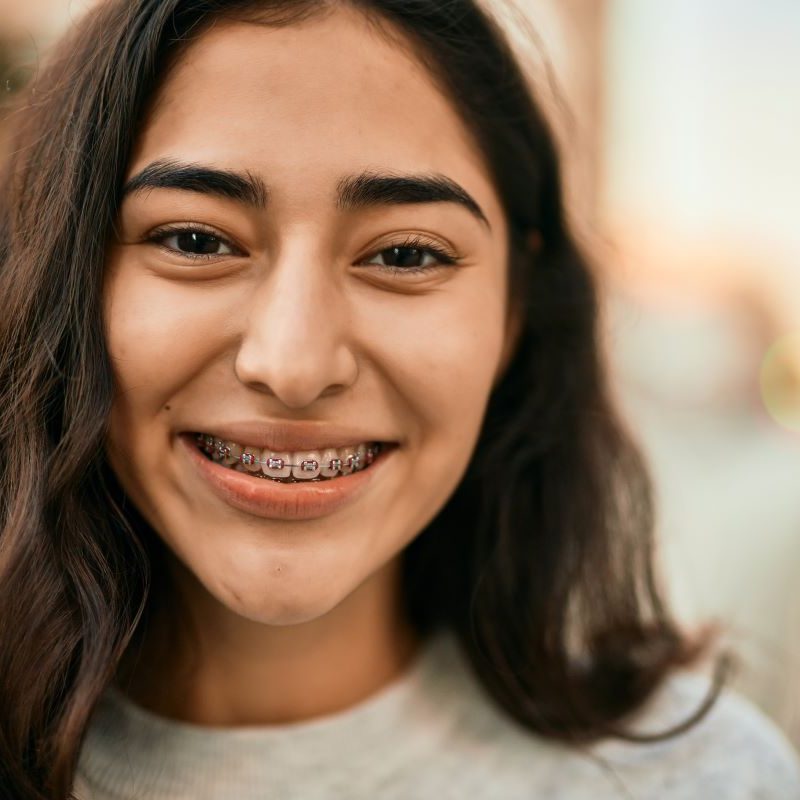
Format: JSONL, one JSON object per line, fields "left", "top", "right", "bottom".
{"left": 194, "top": 433, "right": 384, "bottom": 483}
{"left": 181, "top": 432, "right": 396, "bottom": 520}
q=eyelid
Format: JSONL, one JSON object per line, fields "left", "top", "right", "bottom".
{"left": 357, "top": 234, "right": 463, "bottom": 270}
{"left": 145, "top": 222, "right": 246, "bottom": 259}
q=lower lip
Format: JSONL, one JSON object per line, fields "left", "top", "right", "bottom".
{"left": 178, "top": 434, "right": 395, "bottom": 521}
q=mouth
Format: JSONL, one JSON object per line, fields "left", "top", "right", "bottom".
{"left": 190, "top": 432, "right": 390, "bottom": 483}
{"left": 179, "top": 432, "right": 398, "bottom": 521}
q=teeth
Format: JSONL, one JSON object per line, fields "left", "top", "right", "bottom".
{"left": 339, "top": 445, "right": 358, "bottom": 475}
{"left": 223, "top": 441, "right": 243, "bottom": 466}
{"left": 262, "top": 450, "right": 291, "bottom": 479}
{"left": 319, "top": 448, "right": 342, "bottom": 478}
{"left": 241, "top": 446, "right": 261, "bottom": 472}
{"left": 195, "top": 434, "right": 382, "bottom": 482}
{"left": 211, "top": 438, "right": 226, "bottom": 462}
{"left": 292, "top": 451, "right": 322, "bottom": 481}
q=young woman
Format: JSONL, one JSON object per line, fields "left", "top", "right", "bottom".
{"left": 0, "top": 1, "right": 797, "bottom": 798}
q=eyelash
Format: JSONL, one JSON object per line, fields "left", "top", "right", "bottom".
{"left": 146, "top": 224, "right": 241, "bottom": 261}
{"left": 145, "top": 225, "right": 462, "bottom": 275}
{"left": 359, "top": 234, "right": 461, "bottom": 275}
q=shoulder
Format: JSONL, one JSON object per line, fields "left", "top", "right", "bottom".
{"left": 435, "top": 640, "right": 800, "bottom": 799}
{"left": 590, "top": 670, "right": 800, "bottom": 799}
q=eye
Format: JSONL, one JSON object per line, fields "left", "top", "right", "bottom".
{"left": 359, "top": 236, "right": 461, "bottom": 275}
{"left": 147, "top": 225, "right": 240, "bottom": 260}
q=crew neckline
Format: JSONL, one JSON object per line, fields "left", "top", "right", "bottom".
{"left": 105, "top": 629, "right": 449, "bottom": 738}
{"left": 78, "top": 628, "right": 467, "bottom": 798}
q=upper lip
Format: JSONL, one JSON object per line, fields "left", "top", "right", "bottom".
{"left": 184, "top": 420, "right": 394, "bottom": 453}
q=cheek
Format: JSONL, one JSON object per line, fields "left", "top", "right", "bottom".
{"left": 354, "top": 284, "right": 506, "bottom": 559}
{"left": 102, "top": 263, "right": 232, "bottom": 512}
{"left": 357, "top": 278, "right": 507, "bottom": 439}
{"left": 103, "top": 265, "right": 231, "bottom": 411}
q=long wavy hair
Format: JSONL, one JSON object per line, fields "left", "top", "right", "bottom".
{"left": 0, "top": 1, "right": 719, "bottom": 797}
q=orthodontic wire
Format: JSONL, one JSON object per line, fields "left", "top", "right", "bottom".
{"left": 196, "top": 434, "right": 378, "bottom": 471}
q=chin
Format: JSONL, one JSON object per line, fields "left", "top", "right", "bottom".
{"left": 220, "top": 589, "right": 346, "bottom": 627}
{"left": 204, "top": 557, "right": 353, "bottom": 627}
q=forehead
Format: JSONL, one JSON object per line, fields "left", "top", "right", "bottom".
{"left": 128, "top": 6, "right": 506, "bottom": 233}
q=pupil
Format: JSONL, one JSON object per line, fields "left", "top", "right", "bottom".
{"left": 178, "top": 232, "right": 219, "bottom": 255}
{"left": 387, "top": 247, "right": 423, "bottom": 268}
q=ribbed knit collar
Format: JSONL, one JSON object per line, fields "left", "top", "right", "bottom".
{"left": 78, "top": 629, "right": 467, "bottom": 799}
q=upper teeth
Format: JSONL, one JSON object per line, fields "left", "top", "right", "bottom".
{"left": 196, "top": 434, "right": 378, "bottom": 480}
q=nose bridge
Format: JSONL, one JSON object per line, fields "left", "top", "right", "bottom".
{"left": 234, "top": 246, "right": 356, "bottom": 408}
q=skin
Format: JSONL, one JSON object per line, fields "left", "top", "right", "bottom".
{"left": 104, "top": 5, "right": 515, "bottom": 725}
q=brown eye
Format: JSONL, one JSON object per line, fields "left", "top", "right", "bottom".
{"left": 374, "top": 246, "right": 436, "bottom": 269}
{"left": 147, "top": 226, "right": 240, "bottom": 260}
{"left": 360, "top": 238, "right": 459, "bottom": 273}
{"left": 162, "top": 230, "right": 234, "bottom": 257}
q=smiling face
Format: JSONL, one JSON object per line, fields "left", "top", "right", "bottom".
{"left": 103, "top": 5, "right": 512, "bottom": 627}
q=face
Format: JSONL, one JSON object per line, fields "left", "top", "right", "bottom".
{"left": 104, "top": 6, "right": 513, "bottom": 627}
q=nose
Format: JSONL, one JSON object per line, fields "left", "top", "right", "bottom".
{"left": 234, "top": 249, "right": 358, "bottom": 409}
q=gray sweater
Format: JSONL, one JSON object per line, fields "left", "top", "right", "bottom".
{"left": 75, "top": 630, "right": 800, "bottom": 799}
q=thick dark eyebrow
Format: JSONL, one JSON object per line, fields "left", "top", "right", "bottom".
{"left": 336, "top": 171, "right": 491, "bottom": 229}
{"left": 121, "top": 158, "right": 268, "bottom": 208}
{"left": 121, "top": 160, "right": 490, "bottom": 230}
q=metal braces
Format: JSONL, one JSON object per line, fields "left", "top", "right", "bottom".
{"left": 197, "top": 434, "right": 377, "bottom": 471}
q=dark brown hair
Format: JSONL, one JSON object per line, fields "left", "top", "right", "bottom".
{"left": 0, "top": 1, "right": 719, "bottom": 797}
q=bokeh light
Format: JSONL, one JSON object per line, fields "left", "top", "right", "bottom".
{"left": 761, "top": 333, "right": 800, "bottom": 434}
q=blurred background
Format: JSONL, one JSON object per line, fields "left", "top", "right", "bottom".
{"left": 502, "top": 0, "right": 800, "bottom": 742}
{"left": 2, "top": 0, "right": 798, "bottom": 741}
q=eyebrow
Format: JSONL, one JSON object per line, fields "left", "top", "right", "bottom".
{"left": 122, "top": 159, "right": 268, "bottom": 207}
{"left": 336, "top": 171, "right": 490, "bottom": 229}
{"left": 122, "top": 160, "right": 490, "bottom": 229}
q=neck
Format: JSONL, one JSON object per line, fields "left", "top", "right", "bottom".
{"left": 118, "top": 557, "right": 420, "bottom": 726}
